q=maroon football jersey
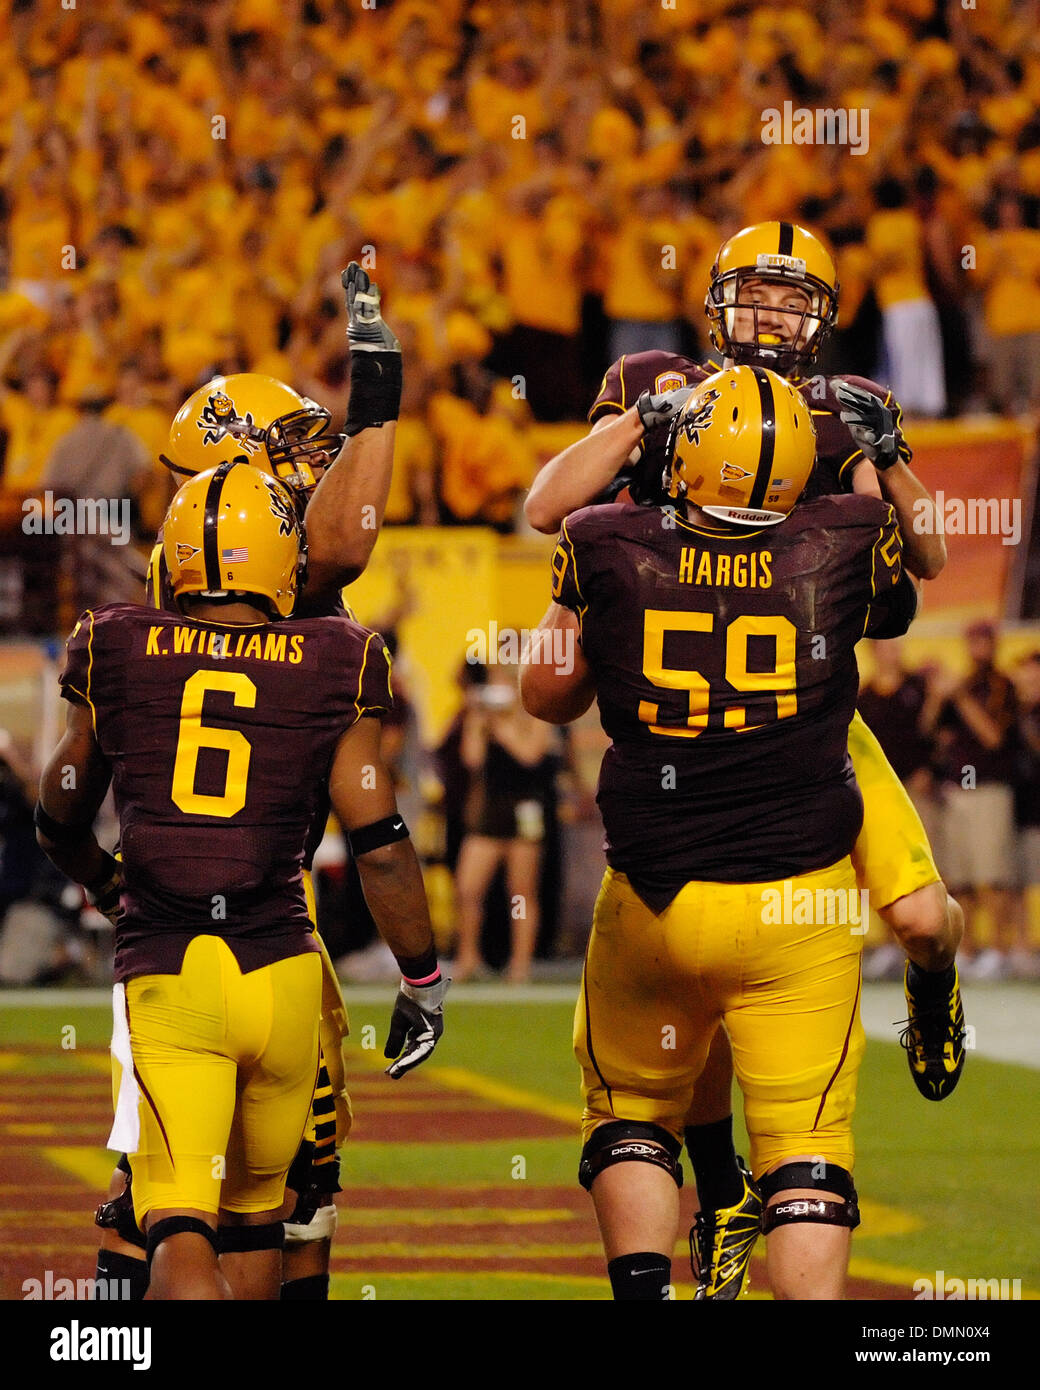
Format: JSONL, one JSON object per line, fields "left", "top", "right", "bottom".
{"left": 589, "top": 351, "right": 911, "bottom": 502}
{"left": 60, "top": 603, "right": 393, "bottom": 980}
{"left": 551, "top": 495, "right": 915, "bottom": 909}
{"left": 145, "top": 534, "right": 353, "bottom": 870}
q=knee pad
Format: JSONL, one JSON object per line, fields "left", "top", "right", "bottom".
{"left": 759, "top": 1161, "right": 860, "bottom": 1234}
{"left": 578, "top": 1121, "right": 684, "bottom": 1193}
{"left": 146, "top": 1216, "right": 218, "bottom": 1264}
{"left": 95, "top": 1167, "right": 147, "bottom": 1251}
{"left": 217, "top": 1222, "right": 285, "bottom": 1254}
{"left": 284, "top": 1198, "right": 338, "bottom": 1246}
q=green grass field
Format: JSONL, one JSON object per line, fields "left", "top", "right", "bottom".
{"left": 1, "top": 989, "right": 1037, "bottom": 1300}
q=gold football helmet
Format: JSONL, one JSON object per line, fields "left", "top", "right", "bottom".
{"left": 162, "top": 461, "right": 303, "bottom": 618}
{"left": 705, "top": 222, "right": 839, "bottom": 374}
{"left": 665, "top": 366, "right": 816, "bottom": 527}
{"left": 161, "top": 374, "right": 341, "bottom": 498}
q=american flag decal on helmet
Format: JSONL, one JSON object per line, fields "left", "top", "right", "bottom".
{"left": 221, "top": 547, "right": 249, "bottom": 563}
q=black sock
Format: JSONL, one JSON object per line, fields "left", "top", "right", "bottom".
{"left": 281, "top": 1273, "right": 330, "bottom": 1301}
{"left": 907, "top": 961, "right": 956, "bottom": 1003}
{"left": 684, "top": 1116, "right": 744, "bottom": 1211}
{"left": 607, "top": 1252, "right": 672, "bottom": 1301}
{"left": 94, "top": 1248, "right": 149, "bottom": 1301}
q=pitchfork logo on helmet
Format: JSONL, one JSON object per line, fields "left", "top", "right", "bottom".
{"left": 674, "top": 387, "right": 722, "bottom": 448}
{"left": 163, "top": 373, "right": 343, "bottom": 502}
{"left": 197, "top": 392, "right": 263, "bottom": 454}
{"left": 263, "top": 476, "right": 298, "bottom": 538}
{"left": 665, "top": 366, "right": 816, "bottom": 527}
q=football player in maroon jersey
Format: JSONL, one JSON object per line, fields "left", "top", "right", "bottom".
{"left": 523, "top": 223, "right": 963, "bottom": 1299}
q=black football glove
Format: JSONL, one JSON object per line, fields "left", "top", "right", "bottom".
{"left": 86, "top": 852, "right": 125, "bottom": 928}
{"left": 835, "top": 381, "right": 900, "bottom": 470}
{"left": 384, "top": 974, "right": 448, "bottom": 1080}
{"left": 636, "top": 386, "right": 694, "bottom": 431}
{"left": 341, "top": 262, "right": 401, "bottom": 354}
{"left": 342, "top": 262, "right": 403, "bottom": 436}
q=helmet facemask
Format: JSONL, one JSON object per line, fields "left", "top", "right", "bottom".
{"left": 707, "top": 268, "right": 837, "bottom": 377}
{"left": 161, "top": 378, "right": 343, "bottom": 515}
{"left": 265, "top": 401, "right": 345, "bottom": 496}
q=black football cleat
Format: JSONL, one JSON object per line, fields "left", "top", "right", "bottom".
{"left": 898, "top": 962, "right": 967, "bottom": 1101}
{"left": 689, "top": 1157, "right": 762, "bottom": 1300}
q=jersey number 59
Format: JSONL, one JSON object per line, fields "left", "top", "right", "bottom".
{"left": 639, "top": 609, "right": 797, "bottom": 737}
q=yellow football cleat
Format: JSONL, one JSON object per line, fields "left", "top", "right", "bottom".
{"left": 689, "top": 1158, "right": 762, "bottom": 1300}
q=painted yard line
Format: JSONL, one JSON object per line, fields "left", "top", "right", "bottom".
{"left": 330, "top": 1269, "right": 621, "bottom": 1292}
{"left": 0, "top": 1185, "right": 101, "bottom": 1194}
{"left": 0, "top": 1244, "right": 101, "bottom": 1257}
{"left": 0, "top": 1050, "right": 111, "bottom": 1076}
{"left": 2, "top": 1212, "right": 107, "bottom": 1227}
{"left": 345, "top": 1048, "right": 578, "bottom": 1126}
{"left": 40, "top": 1147, "right": 115, "bottom": 1191}
{"left": 326, "top": 1241, "right": 606, "bottom": 1258}
{"left": 421, "top": 1066, "right": 578, "bottom": 1127}
{"left": 0, "top": 990, "right": 116, "bottom": 1008}
{"left": 39, "top": 1145, "right": 582, "bottom": 1194}
{"left": 844, "top": 1254, "right": 1040, "bottom": 1301}
{"left": 340, "top": 1207, "right": 581, "bottom": 1226}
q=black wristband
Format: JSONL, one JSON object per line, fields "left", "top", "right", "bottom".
{"left": 397, "top": 946, "right": 439, "bottom": 984}
{"left": 34, "top": 801, "right": 92, "bottom": 847}
{"left": 348, "top": 813, "right": 409, "bottom": 857}
{"left": 344, "top": 352, "right": 402, "bottom": 437}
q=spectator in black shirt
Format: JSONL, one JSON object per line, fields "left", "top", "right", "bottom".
{"left": 925, "top": 621, "right": 1023, "bottom": 978}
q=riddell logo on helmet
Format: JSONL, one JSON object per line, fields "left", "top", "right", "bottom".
{"left": 756, "top": 253, "right": 807, "bottom": 275}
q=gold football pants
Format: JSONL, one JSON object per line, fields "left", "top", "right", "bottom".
{"left": 849, "top": 710, "right": 941, "bottom": 910}
{"left": 576, "top": 859, "right": 865, "bottom": 1177}
{"left": 121, "top": 935, "right": 321, "bottom": 1221}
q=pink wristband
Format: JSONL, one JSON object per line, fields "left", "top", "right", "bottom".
{"left": 402, "top": 969, "right": 441, "bottom": 987}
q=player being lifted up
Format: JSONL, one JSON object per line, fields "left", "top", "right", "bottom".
{"left": 524, "top": 223, "right": 965, "bottom": 1299}
{"left": 36, "top": 461, "right": 445, "bottom": 1299}
{"left": 523, "top": 365, "right": 922, "bottom": 1300}
{"left": 87, "top": 263, "right": 411, "bottom": 1300}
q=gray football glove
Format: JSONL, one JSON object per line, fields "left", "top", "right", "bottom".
{"left": 384, "top": 975, "right": 448, "bottom": 1079}
{"left": 342, "top": 262, "right": 401, "bottom": 353}
{"left": 835, "top": 381, "right": 900, "bottom": 469}
{"left": 636, "top": 386, "right": 694, "bottom": 431}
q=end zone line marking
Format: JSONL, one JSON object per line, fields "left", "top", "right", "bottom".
{"left": 345, "top": 1047, "right": 578, "bottom": 1126}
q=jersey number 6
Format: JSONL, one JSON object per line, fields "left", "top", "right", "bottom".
{"left": 171, "top": 670, "right": 256, "bottom": 817}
